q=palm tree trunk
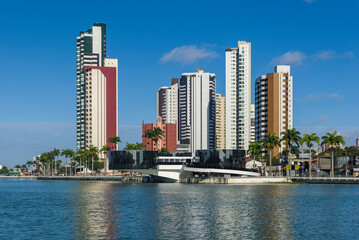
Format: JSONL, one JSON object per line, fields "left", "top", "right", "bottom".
{"left": 288, "top": 147, "right": 292, "bottom": 177}
{"left": 309, "top": 146, "right": 312, "bottom": 178}
{"left": 65, "top": 158, "right": 68, "bottom": 176}
{"left": 330, "top": 151, "right": 334, "bottom": 177}
{"left": 92, "top": 156, "right": 94, "bottom": 175}
{"left": 270, "top": 150, "right": 272, "bottom": 177}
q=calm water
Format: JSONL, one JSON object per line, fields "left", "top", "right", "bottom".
{"left": 0, "top": 179, "right": 358, "bottom": 239}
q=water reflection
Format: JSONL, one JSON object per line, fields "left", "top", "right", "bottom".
{"left": 3, "top": 180, "right": 358, "bottom": 239}
{"left": 72, "top": 182, "right": 119, "bottom": 239}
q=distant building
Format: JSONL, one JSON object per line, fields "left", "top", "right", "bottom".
{"left": 216, "top": 93, "right": 226, "bottom": 149}
{"left": 157, "top": 78, "right": 178, "bottom": 125}
{"left": 356, "top": 137, "right": 359, "bottom": 147}
{"left": 255, "top": 65, "right": 293, "bottom": 156}
{"left": 225, "top": 41, "right": 251, "bottom": 151}
{"left": 250, "top": 104, "right": 255, "bottom": 143}
{"left": 142, "top": 116, "right": 177, "bottom": 152}
{"left": 179, "top": 69, "right": 216, "bottom": 152}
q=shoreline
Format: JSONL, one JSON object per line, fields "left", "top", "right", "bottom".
{"left": 2, "top": 176, "right": 359, "bottom": 184}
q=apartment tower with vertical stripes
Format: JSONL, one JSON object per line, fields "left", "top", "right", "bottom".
{"left": 76, "top": 23, "right": 118, "bottom": 151}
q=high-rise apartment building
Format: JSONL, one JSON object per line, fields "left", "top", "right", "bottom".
{"left": 76, "top": 23, "right": 118, "bottom": 151}
{"left": 157, "top": 78, "right": 178, "bottom": 124}
{"left": 179, "top": 69, "right": 216, "bottom": 152}
{"left": 216, "top": 93, "right": 226, "bottom": 149}
{"left": 255, "top": 65, "right": 293, "bottom": 156}
{"left": 225, "top": 41, "right": 251, "bottom": 151}
{"left": 250, "top": 104, "right": 255, "bottom": 143}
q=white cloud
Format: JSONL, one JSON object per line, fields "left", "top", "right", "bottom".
{"left": 160, "top": 45, "right": 218, "bottom": 64}
{"left": 313, "top": 50, "right": 354, "bottom": 60}
{"left": 311, "top": 115, "right": 332, "bottom": 126}
{"left": 301, "top": 93, "right": 343, "bottom": 102}
{"left": 271, "top": 51, "right": 306, "bottom": 65}
{"left": 271, "top": 50, "right": 353, "bottom": 66}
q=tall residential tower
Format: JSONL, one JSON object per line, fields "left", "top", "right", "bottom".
{"left": 178, "top": 69, "right": 216, "bottom": 152}
{"left": 225, "top": 41, "right": 251, "bottom": 151}
{"left": 157, "top": 78, "right": 178, "bottom": 125}
{"left": 76, "top": 23, "right": 118, "bottom": 150}
{"left": 255, "top": 65, "right": 293, "bottom": 156}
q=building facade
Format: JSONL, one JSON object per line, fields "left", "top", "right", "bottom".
{"left": 225, "top": 41, "right": 251, "bottom": 151}
{"left": 142, "top": 116, "right": 177, "bottom": 152}
{"left": 157, "top": 78, "right": 178, "bottom": 124}
{"left": 255, "top": 65, "right": 293, "bottom": 156}
{"left": 179, "top": 69, "right": 216, "bottom": 152}
{"left": 251, "top": 104, "right": 255, "bottom": 143}
{"left": 216, "top": 93, "right": 226, "bottom": 149}
{"left": 76, "top": 23, "right": 107, "bottom": 150}
{"left": 83, "top": 58, "right": 118, "bottom": 150}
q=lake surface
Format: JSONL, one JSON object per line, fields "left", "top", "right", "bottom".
{"left": 0, "top": 179, "right": 358, "bottom": 239}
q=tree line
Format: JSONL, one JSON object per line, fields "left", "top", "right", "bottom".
{"left": 248, "top": 129, "right": 347, "bottom": 177}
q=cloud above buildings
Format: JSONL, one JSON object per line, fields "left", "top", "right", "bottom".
{"left": 300, "top": 92, "right": 343, "bottom": 103}
{"left": 160, "top": 45, "right": 218, "bottom": 64}
{"left": 271, "top": 50, "right": 353, "bottom": 66}
{"left": 271, "top": 51, "right": 306, "bottom": 66}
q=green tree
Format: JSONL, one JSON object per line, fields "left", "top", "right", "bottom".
{"left": 261, "top": 133, "right": 281, "bottom": 177}
{"left": 248, "top": 142, "right": 262, "bottom": 173}
{"left": 89, "top": 145, "right": 99, "bottom": 174}
{"left": 302, "top": 133, "right": 320, "bottom": 177}
{"left": 26, "top": 161, "right": 33, "bottom": 172}
{"left": 143, "top": 127, "right": 165, "bottom": 151}
{"left": 0, "top": 166, "right": 9, "bottom": 175}
{"left": 108, "top": 136, "right": 121, "bottom": 151}
{"left": 100, "top": 144, "right": 111, "bottom": 176}
{"left": 321, "top": 131, "right": 345, "bottom": 177}
{"left": 61, "top": 149, "right": 75, "bottom": 176}
{"left": 160, "top": 147, "right": 168, "bottom": 152}
{"left": 76, "top": 149, "right": 85, "bottom": 175}
{"left": 281, "top": 128, "right": 301, "bottom": 177}
{"left": 52, "top": 148, "right": 60, "bottom": 174}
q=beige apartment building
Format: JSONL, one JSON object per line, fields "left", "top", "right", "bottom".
{"left": 216, "top": 93, "right": 226, "bottom": 149}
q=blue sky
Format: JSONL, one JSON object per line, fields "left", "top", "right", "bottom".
{"left": 0, "top": 0, "right": 358, "bottom": 167}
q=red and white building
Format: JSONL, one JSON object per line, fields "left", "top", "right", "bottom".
{"left": 142, "top": 116, "right": 177, "bottom": 152}
{"left": 83, "top": 58, "right": 118, "bottom": 150}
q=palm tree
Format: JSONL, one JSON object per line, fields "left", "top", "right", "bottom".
{"left": 321, "top": 131, "right": 345, "bottom": 177}
{"left": 61, "top": 149, "right": 75, "bottom": 176}
{"left": 26, "top": 161, "right": 33, "bottom": 172}
{"left": 143, "top": 127, "right": 165, "bottom": 151}
{"left": 302, "top": 133, "right": 320, "bottom": 178}
{"left": 143, "top": 129, "right": 154, "bottom": 150}
{"left": 248, "top": 142, "right": 262, "bottom": 173}
{"left": 89, "top": 145, "right": 99, "bottom": 175}
{"left": 108, "top": 136, "right": 121, "bottom": 151}
{"left": 281, "top": 128, "right": 301, "bottom": 177}
{"left": 100, "top": 144, "right": 111, "bottom": 176}
{"left": 52, "top": 148, "right": 60, "bottom": 175}
{"left": 261, "top": 133, "right": 281, "bottom": 177}
{"left": 76, "top": 149, "right": 85, "bottom": 176}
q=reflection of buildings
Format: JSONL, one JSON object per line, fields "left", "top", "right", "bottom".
{"left": 142, "top": 116, "right": 177, "bottom": 152}
{"left": 73, "top": 182, "right": 118, "bottom": 239}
